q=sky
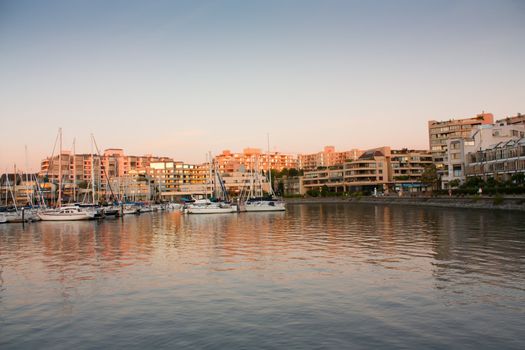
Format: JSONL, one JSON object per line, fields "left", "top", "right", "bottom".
{"left": 1, "top": 0, "right": 524, "bottom": 171}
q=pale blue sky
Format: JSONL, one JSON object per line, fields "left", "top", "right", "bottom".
{"left": 1, "top": 0, "right": 524, "bottom": 170}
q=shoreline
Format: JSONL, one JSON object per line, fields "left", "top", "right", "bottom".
{"left": 284, "top": 196, "right": 525, "bottom": 211}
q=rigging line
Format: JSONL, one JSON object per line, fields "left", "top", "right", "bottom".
{"left": 91, "top": 134, "right": 117, "bottom": 202}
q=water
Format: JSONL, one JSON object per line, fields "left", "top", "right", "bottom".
{"left": 0, "top": 203, "right": 524, "bottom": 349}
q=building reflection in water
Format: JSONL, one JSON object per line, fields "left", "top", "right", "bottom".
{"left": 0, "top": 205, "right": 524, "bottom": 312}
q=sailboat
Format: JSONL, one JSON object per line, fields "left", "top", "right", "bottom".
{"left": 38, "top": 128, "right": 96, "bottom": 221}
{"left": 242, "top": 136, "right": 285, "bottom": 212}
{"left": 38, "top": 205, "right": 96, "bottom": 221}
{"left": 2, "top": 170, "right": 40, "bottom": 223}
{"left": 186, "top": 154, "right": 237, "bottom": 214}
{"left": 241, "top": 164, "right": 286, "bottom": 212}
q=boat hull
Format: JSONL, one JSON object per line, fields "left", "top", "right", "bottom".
{"left": 38, "top": 214, "right": 93, "bottom": 221}
{"left": 38, "top": 211, "right": 94, "bottom": 221}
{"left": 3, "top": 212, "right": 41, "bottom": 223}
{"left": 243, "top": 201, "right": 286, "bottom": 212}
{"left": 187, "top": 205, "right": 237, "bottom": 214}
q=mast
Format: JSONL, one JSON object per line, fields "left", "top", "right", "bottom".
{"left": 267, "top": 133, "right": 273, "bottom": 196}
{"left": 209, "top": 152, "right": 216, "bottom": 198}
{"left": 90, "top": 134, "right": 96, "bottom": 205}
{"left": 91, "top": 134, "right": 117, "bottom": 203}
{"left": 58, "top": 128, "right": 62, "bottom": 207}
{"left": 24, "top": 145, "right": 30, "bottom": 206}
{"left": 13, "top": 164, "right": 17, "bottom": 207}
{"left": 72, "top": 138, "right": 76, "bottom": 202}
{"left": 4, "top": 168, "right": 7, "bottom": 206}
{"left": 6, "top": 168, "right": 17, "bottom": 211}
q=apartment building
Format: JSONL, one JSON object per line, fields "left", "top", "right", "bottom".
{"left": 445, "top": 124, "right": 525, "bottom": 185}
{"left": 428, "top": 112, "right": 494, "bottom": 183}
{"left": 215, "top": 148, "right": 298, "bottom": 174}
{"left": 0, "top": 173, "right": 40, "bottom": 206}
{"left": 109, "top": 170, "right": 152, "bottom": 202}
{"left": 301, "top": 147, "right": 432, "bottom": 194}
{"left": 390, "top": 149, "right": 433, "bottom": 190}
{"left": 298, "top": 146, "right": 363, "bottom": 170}
{"left": 465, "top": 137, "right": 525, "bottom": 181}
{"left": 302, "top": 165, "right": 346, "bottom": 193}
{"left": 40, "top": 149, "right": 172, "bottom": 185}
{"left": 496, "top": 113, "right": 525, "bottom": 126}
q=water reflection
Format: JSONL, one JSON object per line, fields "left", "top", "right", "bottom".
{"left": 0, "top": 204, "right": 524, "bottom": 349}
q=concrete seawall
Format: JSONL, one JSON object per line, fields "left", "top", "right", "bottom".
{"left": 285, "top": 196, "right": 525, "bottom": 211}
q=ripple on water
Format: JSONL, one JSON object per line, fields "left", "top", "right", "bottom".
{"left": 0, "top": 204, "right": 524, "bottom": 349}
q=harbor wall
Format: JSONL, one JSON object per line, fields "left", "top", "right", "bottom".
{"left": 285, "top": 196, "right": 525, "bottom": 211}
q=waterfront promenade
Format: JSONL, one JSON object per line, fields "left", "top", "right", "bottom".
{"left": 285, "top": 195, "right": 525, "bottom": 211}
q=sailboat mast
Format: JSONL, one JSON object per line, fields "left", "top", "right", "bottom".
{"left": 24, "top": 145, "right": 30, "bottom": 205}
{"left": 208, "top": 151, "right": 211, "bottom": 197}
{"left": 58, "top": 128, "right": 62, "bottom": 207}
{"left": 13, "top": 164, "right": 17, "bottom": 207}
{"left": 5, "top": 168, "right": 7, "bottom": 206}
{"left": 73, "top": 138, "right": 76, "bottom": 202}
{"left": 267, "top": 133, "right": 272, "bottom": 195}
{"left": 91, "top": 134, "right": 96, "bottom": 205}
{"left": 6, "top": 168, "right": 18, "bottom": 211}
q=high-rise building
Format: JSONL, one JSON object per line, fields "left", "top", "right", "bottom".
{"left": 445, "top": 124, "right": 525, "bottom": 185}
{"left": 428, "top": 112, "right": 494, "bottom": 186}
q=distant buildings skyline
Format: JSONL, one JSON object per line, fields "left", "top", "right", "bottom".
{"left": 2, "top": 111, "right": 524, "bottom": 172}
{"left": 2, "top": 110, "right": 524, "bottom": 203}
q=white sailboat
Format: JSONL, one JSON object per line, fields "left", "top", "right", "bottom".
{"left": 242, "top": 136, "right": 286, "bottom": 212}
{"left": 122, "top": 204, "right": 140, "bottom": 215}
{"left": 167, "top": 202, "right": 182, "bottom": 211}
{"left": 38, "top": 205, "right": 96, "bottom": 221}
{"left": 186, "top": 198, "right": 237, "bottom": 214}
{"left": 243, "top": 197, "right": 286, "bottom": 212}
{"left": 186, "top": 154, "right": 237, "bottom": 214}
{"left": 2, "top": 170, "right": 40, "bottom": 222}
{"left": 38, "top": 129, "right": 96, "bottom": 221}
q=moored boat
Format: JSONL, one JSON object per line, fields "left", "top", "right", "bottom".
{"left": 243, "top": 197, "right": 286, "bottom": 212}
{"left": 122, "top": 204, "right": 140, "bottom": 215}
{"left": 38, "top": 206, "right": 95, "bottom": 221}
{"left": 167, "top": 202, "right": 182, "bottom": 211}
{"left": 3, "top": 209, "right": 41, "bottom": 223}
{"left": 186, "top": 198, "right": 237, "bottom": 214}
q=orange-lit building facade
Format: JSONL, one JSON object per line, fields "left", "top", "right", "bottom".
{"left": 301, "top": 147, "right": 433, "bottom": 194}
{"left": 214, "top": 148, "right": 298, "bottom": 174}
{"left": 40, "top": 148, "right": 173, "bottom": 186}
{"left": 298, "top": 146, "right": 363, "bottom": 170}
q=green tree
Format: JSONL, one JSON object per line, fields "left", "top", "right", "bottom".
{"left": 288, "top": 168, "right": 300, "bottom": 177}
{"left": 277, "top": 181, "right": 284, "bottom": 195}
{"left": 511, "top": 173, "right": 525, "bottom": 185}
{"left": 278, "top": 168, "right": 289, "bottom": 177}
{"left": 306, "top": 189, "right": 319, "bottom": 197}
{"left": 448, "top": 179, "right": 461, "bottom": 189}
{"left": 420, "top": 164, "right": 439, "bottom": 190}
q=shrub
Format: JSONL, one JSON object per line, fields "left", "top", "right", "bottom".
{"left": 493, "top": 194, "right": 504, "bottom": 206}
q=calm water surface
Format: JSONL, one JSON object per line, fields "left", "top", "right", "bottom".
{"left": 0, "top": 203, "right": 524, "bottom": 349}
